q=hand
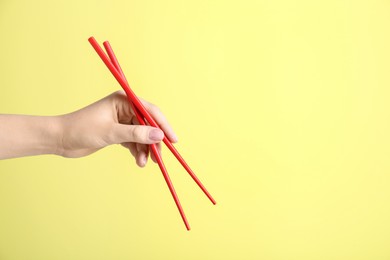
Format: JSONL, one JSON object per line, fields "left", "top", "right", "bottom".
{"left": 58, "top": 90, "right": 178, "bottom": 167}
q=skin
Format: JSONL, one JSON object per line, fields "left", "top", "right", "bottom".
{"left": 0, "top": 91, "right": 178, "bottom": 167}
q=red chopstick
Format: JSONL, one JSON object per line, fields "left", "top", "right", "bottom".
{"left": 88, "top": 36, "right": 216, "bottom": 229}
{"left": 102, "top": 41, "right": 190, "bottom": 230}
{"left": 89, "top": 37, "right": 216, "bottom": 205}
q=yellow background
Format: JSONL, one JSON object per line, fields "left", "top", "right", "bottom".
{"left": 1, "top": 0, "right": 390, "bottom": 259}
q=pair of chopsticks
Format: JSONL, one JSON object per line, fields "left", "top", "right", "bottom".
{"left": 88, "top": 36, "right": 216, "bottom": 230}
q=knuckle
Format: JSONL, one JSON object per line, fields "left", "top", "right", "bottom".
{"left": 113, "top": 90, "right": 125, "bottom": 96}
{"left": 108, "top": 90, "right": 122, "bottom": 100}
{"left": 132, "top": 125, "right": 148, "bottom": 142}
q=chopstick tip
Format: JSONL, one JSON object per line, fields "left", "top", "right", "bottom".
{"left": 88, "top": 36, "right": 96, "bottom": 44}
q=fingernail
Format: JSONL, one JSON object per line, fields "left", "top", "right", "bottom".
{"left": 149, "top": 129, "right": 164, "bottom": 141}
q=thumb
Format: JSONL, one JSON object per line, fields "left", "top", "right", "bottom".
{"left": 111, "top": 124, "right": 164, "bottom": 144}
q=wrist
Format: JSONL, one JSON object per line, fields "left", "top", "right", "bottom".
{"left": 50, "top": 115, "right": 65, "bottom": 157}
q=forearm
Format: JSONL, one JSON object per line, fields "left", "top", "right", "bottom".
{"left": 0, "top": 114, "right": 63, "bottom": 159}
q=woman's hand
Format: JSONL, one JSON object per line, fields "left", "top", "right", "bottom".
{"left": 0, "top": 90, "right": 177, "bottom": 167}
{"left": 58, "top": 91, "right": 178, "bottom": 167}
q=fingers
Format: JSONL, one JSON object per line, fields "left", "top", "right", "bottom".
{"left": 111, "top": 91, "right": 178, "bottom": 143}
{"left": 136, "top": 143, "right": 149, "bottom": 167}
{"left": 125, "top": 142, "right": 161, "bottom": 164}
{"left": 140, "top": 99, "right": 178, "bottom": 143}
{"left": 122, "top": 142, "right": 161, "bottom": 167}
{"left": 122, "top": 142, "right": 150, "bottom": 168}
{"left": 112, "top": 124, "right": 164, "bottom": 145}
{"left": 111, "top": 91, "right": 172, "bottom": 168}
